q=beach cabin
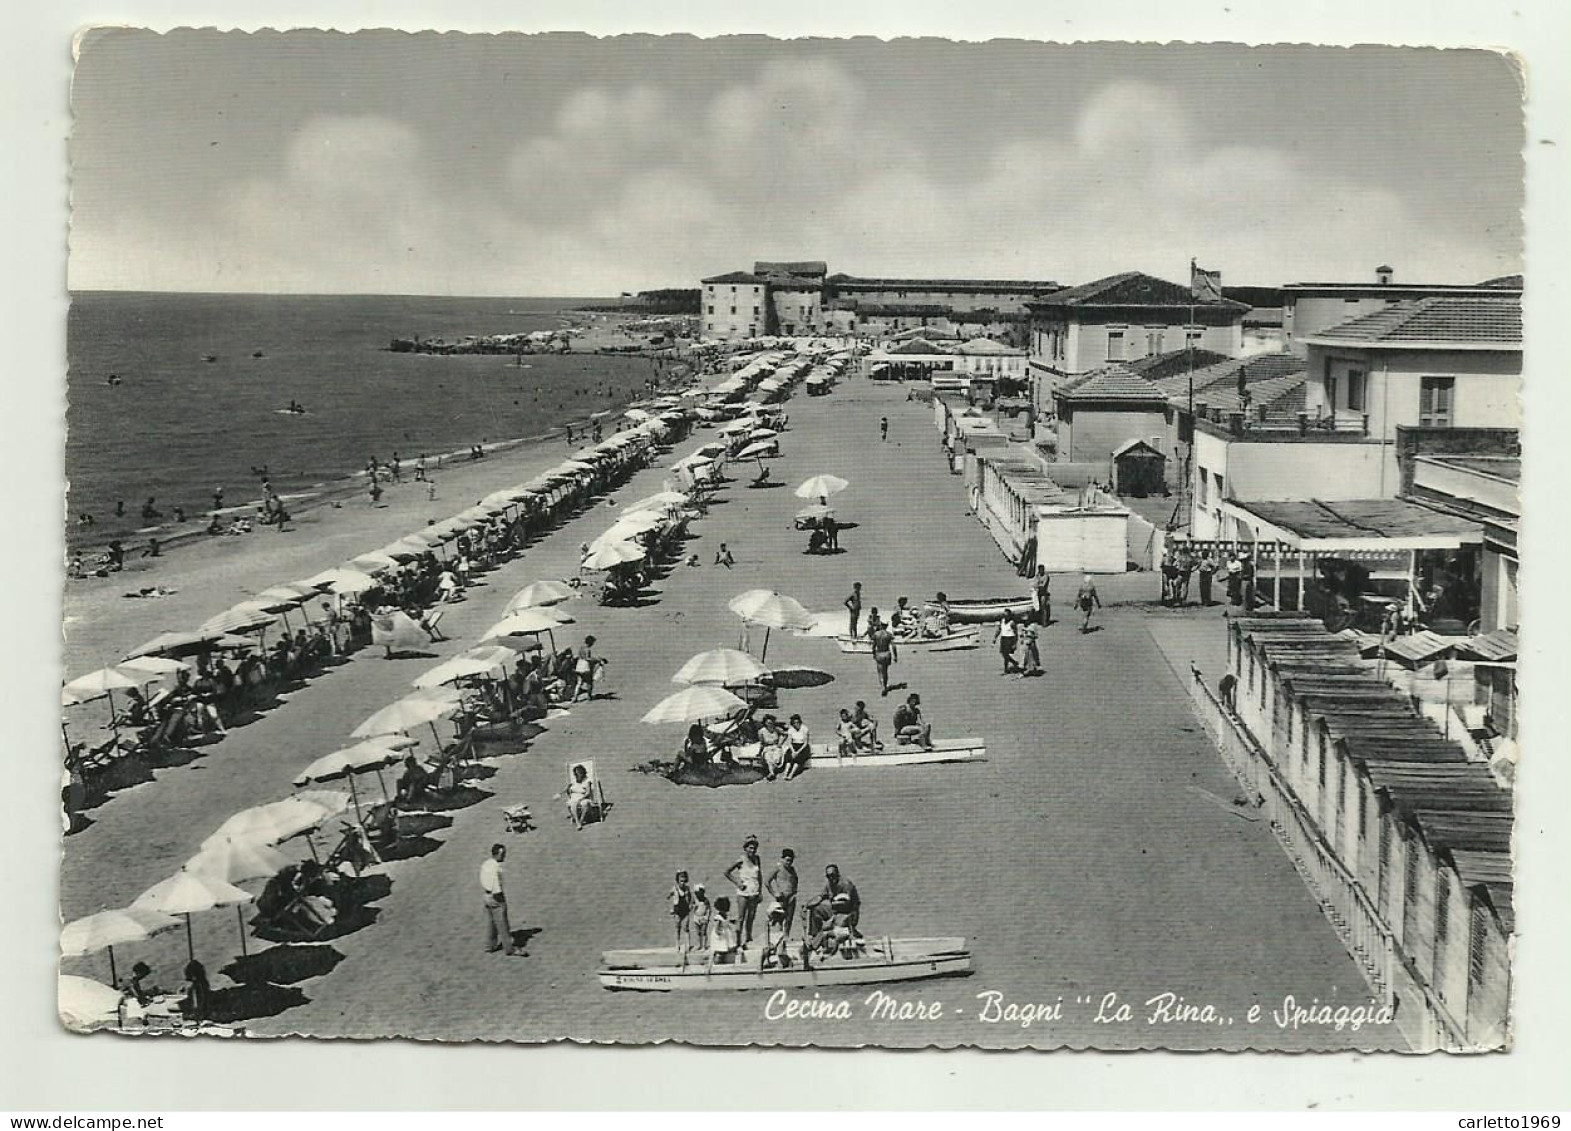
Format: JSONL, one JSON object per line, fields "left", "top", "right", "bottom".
{"left": 1111, "top": 437, "right": 1166, "bottom": 497}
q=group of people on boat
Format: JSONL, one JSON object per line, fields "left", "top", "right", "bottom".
{"left": 667, "top": 839, "right": 866, "bottom": 971}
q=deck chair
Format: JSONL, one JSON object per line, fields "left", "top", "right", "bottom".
{"left": 500, "top": 803, "right": 534, "bottom": 834}
{"left": 564, "top": 758, "right": 608, "bottom": 828}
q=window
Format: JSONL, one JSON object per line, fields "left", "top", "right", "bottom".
{"left": 707, "top": 306, "right": 714, "bottom": 315}
{"left": 1107, "top": 329, "right": 1125, "bottom": 361}
{"left": 1214, "top": 472, "right": 1225, "bottom": 502}
{"left": 1146, "top": 327, "right": 1165, "bottom": 355}
{"left": 1469, "top": 903, "right": 1489, "bottom": 985}
{"left": 1347, "top": 369, "right": 1366, "bottom": 412}
{"left": 753, "top": 306, "right": 760, "bottom": 315}
{"left": 1325, "top": 372, "right": 1339, "bottom": 412}
{"left": 1316, "top": 731, "right": 1327, "bottom": 790}
{"left": 1420, "top": 377, "right": 1456, "bottom": 427}
{"left": 1357, "top": 781, "right": 1367, "bottom": 842}
{"left": 1198, "top": 471, "right": 1209, "bottom": 506}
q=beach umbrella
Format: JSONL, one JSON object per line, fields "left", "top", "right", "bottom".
{"left": 795, "top": 474, "right": 849, "bottom": 500}
{"left": 505, "top": 580, "right": 575, "bottom": 612}
{"left": 482, "top": 608, "right": 572, "bottom": 656}
{"left": 200, "top": 602, "right": 277, "bottom": 636}
{"left": 321, "top": 569, "right": 379, "bottom": 595}
{"left": 125, "top": 629, "right": 221, "bottom": 660}
{"left": 672, "top": 648, "right": 771, "bottom": 687}
{"left": 624, "top": 407, "right": 653, "bottom": 422}
{"left": 749, "top": 428, "right": 778, "bottom": 440}
{"left": 204, "top": 796, "right": 341, "bottom": 852}
{"left": 728, "top": 589, "right": 814, "bottom": 660}
{"left": 412, "top": 646, "right": 516, "bottom": 690}
{"left": 61, "top": 906, "right": 178, "bottom": 986}
{"left": 263, "top": 581, "right": 325, "bottom": 600}
{"left": 735, "top": 441, "right": 777, "bottom": 461}
{"left": 293, "top": 738, "right": 409, "bottom": 822}
{"left": 59, "top": 975, "right": 125, "bottom": 1031}
{"left": 133, "top": 870, "right": 254, "bottom": 962}
{"left": 184, "top": 839, "right": 291, "bottom": 956}
{"left": 623, "top": 490, "right": 688, "bottom": 515}
{"left": 601, "top": 509, "right": 664, "bottom": 536}
{"left": 63, "top": 666, "right": 143, "bottom": 737}
{"left": 352, "top": 688, "right": 462, "bottom": 754}
{"left": 117, "top": 655, "right": 190, "bottom": 679}
{"left": 348, "top": 551, "right": 400, "bottom": 573}
{"left": 376, "top": 544, "right": 425, "bottom": 563}
{"left": 254, "top": 589, "right": 306, "bottom": 611}
{"left": 581, "top": 539, "right": 645, "bottom": 572}
{"left": 641, "top": 685, "right": 749, "bottom": 725}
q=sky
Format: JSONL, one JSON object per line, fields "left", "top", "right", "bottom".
{"left": 68, "top": 31, "right": 1525, "bottom": 295}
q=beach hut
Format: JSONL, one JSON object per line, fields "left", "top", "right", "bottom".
{"left": 1112, "top": 437, "right": 1167, "bottom": 498}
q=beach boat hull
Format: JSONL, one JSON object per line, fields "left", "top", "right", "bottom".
{"left": 836, "top": 628, "right": 979, "bottom": 654}
{"left": 944, "top": 597, "right": 1034, "bottom": 624}
{"left": 808, "top": 739, "right": 986, "bottom": 768}
{"left": 599, "top": 938, "right": 971, "bottom": 991}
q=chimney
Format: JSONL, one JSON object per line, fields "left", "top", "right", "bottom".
{"left": 1228, "top": 411, "right": 1245, "bottom": 436}
{"left": 1376, "top": 264, "right": 1394, "bottom": 285}
{"left": 1296, "top": 411, "right": 1309, "bottom": 437}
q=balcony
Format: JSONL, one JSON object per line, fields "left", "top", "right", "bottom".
{"left": 1195, "top": 406, "right": 1374, "bottom": 444}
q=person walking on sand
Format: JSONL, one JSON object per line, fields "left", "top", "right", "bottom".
{"left": 480, "top": 844, "right": 522, "bottom": 956}
{"left": 845, "top": 581, "right": 863, "bottom": 639}
{"left": 1019, "top": 621, "right": 1043, "bottom": 676}
{"left": 1077, "top": 575, "right": 1102, "bottom": 632}
{"left": 369, "top": 478, "right": 383, "bottom": 507}
{"left": 724, "top": 835, "right": 765, "bottom": 948}
{"left": 879, "top": 416, "right": 889, "bottom": 442}
{"left": 870, "top": 621, "right": 897, "bottom": 697}
{"left": 994, "top": 613, "right": 1019, "bottom": 673}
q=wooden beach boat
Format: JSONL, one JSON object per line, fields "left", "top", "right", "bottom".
{"left": 598, "top": 937, "right": 972, "bottom": 991}
{"left": 943, "top": 596, "right": 1035, "bottom": 624}
{"left": 808, "top": 738, "right": 986, "bottom": 768}
{"left": 836, "top": 627, "right": 979, "bottom": 654}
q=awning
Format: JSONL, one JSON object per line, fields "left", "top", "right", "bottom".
{"left": 1222, "top": 498, "right": 1483, "bottom": 553}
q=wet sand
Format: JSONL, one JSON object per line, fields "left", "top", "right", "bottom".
{"left": 59, "top": 378, "right": 1398, "bottom": 1051}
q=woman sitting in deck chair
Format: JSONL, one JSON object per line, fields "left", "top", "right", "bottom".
{"left": 563, "top": 760, "right": 604, "bottom": 829}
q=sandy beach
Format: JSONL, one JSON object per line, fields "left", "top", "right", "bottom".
{"left": 60, "top": 375, "right": 1396, "bottom": 1051}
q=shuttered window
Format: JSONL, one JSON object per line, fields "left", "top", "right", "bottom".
{"left": 1469, "top": 903, "right": 1489, "bottom": 985}
{"left": 1378, "top": 819, "right": 1392, "bottom": 910}
{"left": 1435, "top": 877, "right": 1451, "bottom": 999}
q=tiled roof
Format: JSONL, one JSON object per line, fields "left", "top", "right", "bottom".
{"left": 1028, "top": 271, "right": 1249, "bottom": 311}
{"left": 754, "top": 260, "right": 827, "bottom": 278}
{"left": 1307, "top": 296, "right": 1522, "bottom": 347}
{"left": 1124, "top": 347, "right": 1230, "bottom": 381}
{"left": 828, "top": 274, "right": 1061, "bottom": 293}
{"left": 1237, "top": 498, "right": 1484, "bottom": 543}
{"left": 1150, "top": 353, "right": 1306, "bottom": 403}
{"left": 702, "top": 271, "right": 767, "bottom": 285}
{"left": 1478, "top": 274, "right": 1523, "bottom": 289}
{"left": 1189, "top": 373, "right": 1306, "bottom": 416}
{"left": 1055, "top": 364, "right": 1168, "bottom": 403}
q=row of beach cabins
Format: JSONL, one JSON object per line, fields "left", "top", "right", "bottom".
{"left": 1201, "top": 612, "right": 1514, "bottom": 1052}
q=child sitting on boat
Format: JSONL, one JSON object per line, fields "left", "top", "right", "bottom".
{"left": 706, "top": 897, "right": 739, "bottom": 970}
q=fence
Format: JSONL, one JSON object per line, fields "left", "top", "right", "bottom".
{"left": 1184, "top": 663, "right": 1471, "bottom": 1052}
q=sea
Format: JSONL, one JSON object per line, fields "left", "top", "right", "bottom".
{"left": 66, "top": 292, "right": 659, "bottom": 548}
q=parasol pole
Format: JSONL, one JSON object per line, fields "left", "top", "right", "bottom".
{"left": 106, "top": 687, "right": 120, "bottom": 745}
{"left": 184, "top": 912, "right": 195, "bottom": 963}
{"left": 236, "top": 905, "right": 249, "bottom": 957}
{"left": 346, "top": 774, "right": 365, "bottom": 825}
{"left": 107, "top": 944, "right": 118, "bottom": 988}
{"left": 760, "top": 626, "right": 772, "bottom": 663}
{"left": 374, "top": 766, "right": 392, "bottom": 802}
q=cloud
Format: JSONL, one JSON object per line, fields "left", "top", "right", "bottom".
{"left": 74, "top": 62, "right": 1515, "bottom": 294}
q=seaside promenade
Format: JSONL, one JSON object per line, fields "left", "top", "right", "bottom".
{"left": 60, "top": 375, "right": 1398, "bottom": 1050}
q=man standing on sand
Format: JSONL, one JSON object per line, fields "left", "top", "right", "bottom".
{"left": 480, "top": 844, "right": 522, "bottom": 956}
{"left": 1033, "top": 565, "right": 1052, "bottom": 627}
{"left": 724, "top": 835, "right": 765, "bottom": 947}
{"left": 879, "top": 417, "right": 889, "bottom": 441}
{"left": 845, "top": 581, "right": 863, "bottom": 639}
{"left": 994, "top": 613, "right": 1019, "bottom": 674}
{"left": 1077, "top": 575, "right": 1102, "bottom": 632}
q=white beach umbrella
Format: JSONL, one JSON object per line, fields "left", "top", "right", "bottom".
{"left": 411, "top": 646, "right": 516, "bottom": 690}
{"left": 293, "top": 739, "right": 409, "bottom": 787}
{"left": 794, "top": 474, "right": 850, "bottom": 499}
{"left": 133, "top": 869, "right": 254, "bottom": 962}
{"left": 504, "top": 580, "right": 575, "bottom": 612}
{"left": 352, "top": 688, "right": 462, "bottom": 741}
{"left": 728, "top": 589, "right": 815, "bottom": 660}
{"left": 125, "top": 629, "right": 220, "bottom": 659}
{"left": 580, "top": 540, "right": 645, "bottom": 571}
{"left": 203, "top": 797, "right": 339, "bottom": 851}
{"left": 623, "top": 490, "right": 689, "bottom": 515}
{"left": 736, "top": 441, "right": 776, "bottom": 461}
{"left": 311, "top": 568, "right": 379, "bottom": 595}
{"left": 60, "top": 906, "right": 178, "bottom": 986}
{"left": 641, "top": 685, "right": 749, "bottom": 725}
{"left": 184, "top": 839, "right": 292, "bottom": 955}
{"left": 63, "top": 667, "right": 141, "bottom": 700}
{"left": 749, "top": 428, "right": 778, "bottom": 440}
{"left": 115, "top": 655, "right": 191, "bottom": 679}
{"left": 348, "top": 551, "right": 400, "bottom": 572}
{"left": 672, "top": 648, "right": 771, "bottom": 687}
{"left": 200, "top": 602, "right": 278, "bottom": 636}
{"left": 58, "top": 975, "right": 125, "bottom": 1031}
